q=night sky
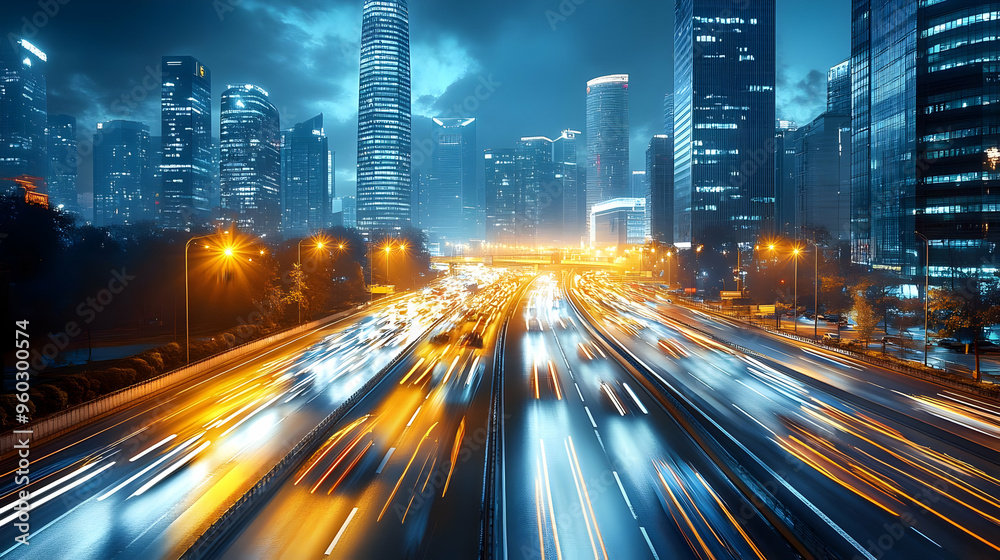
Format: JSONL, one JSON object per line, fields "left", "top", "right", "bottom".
{"left": 2, "top": 0, "right": 849, "bottom": 200}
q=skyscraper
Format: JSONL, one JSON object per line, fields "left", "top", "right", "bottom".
{"left": 647, "top": 135, "right": 673, "bottom": 244}
{"left": 631, "top": 170, "right": 647, "bottom": 200}
{"left": 774, "top": 120, "right": 798, "bottom": 236}
{"left": 160, "top": 56, "right": 211, "bottom": 231}
{"left": 0, "top": 38, "right": 47, "bottom": 191}
{"left": 47, "top": 114, "right": 77, "bottom": 212}
{"left": 852, "top": 0, "right": 1000, "bottom": 278}
{"left": 663, "top": 93, "right": 674, "bottom": 137}
{"left": 282, "top": 114, "right": 331, "bottom": 237}
{"left": 795, "top": 114, "right": 851, "bottom": 242}
{"left": 827, "top": 59, "right": 851, "bottom": 116}
{"left": 516, "top": 136, "right": 556, "bottom": 245}
{"left": 553, "top": 129, "right": 583, "bottom": 244}
{"left": 586, "top": 74, "right": 630, "bottom": 235}
{"left": 220, "top": 83, "right": 281, "bottom": 238}
{"left": 674, "top": 0, "right": 776, "bottom": 247}
{"left": 485, "top": 148, "right": 516, "bottom": 245}
{"left": 426, "top": 118, "right": 477, "bottom": 243}
{"left": 356, "top": 0, "right": 411, "bottom": 238}
{"left": 93, "top": 120, "right": 151, "bottom": 226}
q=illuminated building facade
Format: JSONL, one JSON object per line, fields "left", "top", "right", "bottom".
{"left": 674, "top": 0, "right": 776, "bottom": 247}
{"left": 356, "top": 0, "right": 411, "bottom": 238}
{"left": 485, "top": 148, "right": 516, "bottom": 245}
{"left": 220, "top": 83, "right": 281, "bottom": 238}
{"left": 93, "top": 120, "right": 152, "bottom": 226}
{"left": 47, "top": 114, "right": 77, "bottom": 212}
{"left": 586, "top": 74, "right": 630, "bottom": 236}
{"left": 282, "top": 114, "right": 331, "bottom": 237}
{"left": 0, "top": 38, "right": 47, "bottom": 192}
{"left": 160, "top": 56, "right": 212, "bottom": 230}
{"left": 427, "top": 117, "right": 477, "bottom": 243}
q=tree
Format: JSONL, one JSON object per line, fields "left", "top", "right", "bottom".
{"left": 930, "top": 277, "right": 1000, "bottom": 382}
{"left": 853, "top": 287, "right": 879, "bottom": 347}
{"left": 284, "top": 263, "right": 309, "bottom": 320}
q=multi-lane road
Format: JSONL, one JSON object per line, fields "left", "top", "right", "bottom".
{"left": 3, "top": 265, "right": 1000, "bottom": 559}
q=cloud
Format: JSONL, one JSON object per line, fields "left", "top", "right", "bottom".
{"left": 776, "top": 66, "right": 828, "bottom": 125}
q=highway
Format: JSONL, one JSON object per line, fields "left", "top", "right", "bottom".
{"left": 500, "top": 273, "right": 795, "bottom": 560}
{"left": 215, "top": 270, "right": 529, "bottom": 559}
{"left": 0, "top": 271, "right": 492, "bottom": 559}
{"left": 572, "top": 271, "right": 1000, "bottom": 559}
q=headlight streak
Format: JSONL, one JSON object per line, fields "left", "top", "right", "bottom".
{"left": 130, "top": 439, "right": 211, "bottom": 498}
{"left": 0, "top": 461, "right": 117, "bottom": 527}
{"left": 128, "top": 434, "right": 178, "bottom": 462}
{"left": 97, "top": 433, "right": 204, "bottom": 501}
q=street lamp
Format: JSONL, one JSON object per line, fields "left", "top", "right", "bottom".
{"left": 297, "top": 237, "right": 327, "bottom": 325}
{"left": 792, "top": 246, "right": 801, "bottom": 333}
{"left": 185, "top": 233, "right": 235, "bottom": 364}
{"left": 915, "top": 231, "right": 930, "bottom": 367}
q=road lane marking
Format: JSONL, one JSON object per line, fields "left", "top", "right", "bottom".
{"left": 622, "top": 383, "right": 648, "bottom": 415}
{"left": 376, "top": 448, "right": 396, "bottom": 474}
{"left": 584, "top": 406, "right": 598, "bottom": 428}
{"left": 639, "top": 527, "right": 660, "bottom": 560}
{"left": 594, "top": 430, "right": 606, "bottom": 454}
{"left": 407, "top": 406, "right": 421, "bottom": 427}
{"left": 324, "top": 507, "right": 359, "bottom": 555}
{"left": 612, "top": 471, "right": 637, "bottom": 519}
{"left": 575, "top": 382, "right": 585, "bottom": 402}
{"left": 732, "top": 404, "right": 777, "bottom": 437}
{"left": 911, "top": 527, "right": 941, "bottom": 547}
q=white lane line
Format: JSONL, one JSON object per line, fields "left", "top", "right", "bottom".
{"left": 612, "top": 471, "right": 637, "bottom": 519}
{"left": 407, "top": 407, "right": 421, "bottom": 427}
{"left": 732, "top": 404, "right": 777, "bottom": 437}
{"left": 594, "top": 430, "right": 606, "bottom": 454}
{"left": 575, "top": 383, "right": 585, "bottom": 402}
{"left": 324, "top": 507, "right": 359, "bottom": 555}
{"left": 639, "top": 526, "right": 660, "bottom": 560}
{"left": 584, "top": 406, "right": 598, "bottom": 428}
{"left": 622, "top": 383, "right": 648, "bottom": 415}
{"left": 911, "top": 527, "right": 941, "bottom": 547}
{"left": 376, "top": 448, "right": 395, "bottom": 474}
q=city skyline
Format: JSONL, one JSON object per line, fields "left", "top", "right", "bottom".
{"left": 0, "top": 0, "right": 849, "bottom": 201}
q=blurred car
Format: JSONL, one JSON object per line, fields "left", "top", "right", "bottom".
{"left": 823, "top": 333, "right": 841, "bottom": 343}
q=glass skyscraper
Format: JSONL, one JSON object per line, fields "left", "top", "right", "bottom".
{"left": 485, "top": 148, "right": 516, "bottom": 245}
{"left": 356, "top": 0, "right": 411, "bottom": 238}
{"left": 673, "top": 0, "right": 776, "bottom": 247}
{"left": 47, "top": 114, "right": 77, "bottom": 212}
{"left": 516, "top": 136, "right": 556, "bottom": 246}
{"left": 827, "top": 59, "right": 851, "bottom": 116}
{"left": 586, "top": 74, "right": 630, "bottom": 237}
{"left": 774, "top": 120, "right": 798, "bottom": 237}
{"left": 553, "top": 129, "right": 583, "bottom": 244}
{"left": 160, "top": 56, "right": 212, "bottom": 230}
{"left": 0, "top": 38, "right": 47, "bottom": 191}
{"left": 220, "top": 83, "right": 281, "bottom": 238}
{"left": 850, "top": 0, "right": 999, "bottom": 278}
{"left": 427, "top": 117, "right": 477, "bottom": 243}
{"left": 648, "top": 134, "right": 673, "bottom": 245}
{"left": 93, "top": 120, "right": 151, "bottom": 227}
{"left": 282, "top": 114, "right": 331, "bottom": 238}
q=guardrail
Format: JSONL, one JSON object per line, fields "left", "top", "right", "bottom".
{"left": 567, "top": 283, "right": 841, "bottom": 560}
{"left": 679, "top": 300, "right": 999, "bottom": 400}
{"left": 0, "top": 307, "right": 366, "bottom": 456}
{"left": 180, "top": 311, "right": 443, "bottom": 560}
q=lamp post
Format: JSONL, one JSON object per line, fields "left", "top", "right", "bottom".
{"left": 915, "top": 231, "right": 929, "bottom": 367}
{"left": 296, "top": 238, "right": 325, "bottom": 324}
{"left": 384, "top": 244, "right": 393, "bottom": 285}
{"left": 185, "top": 233, "right": 232, "bottom": 364}
{"left": 792, "top": 246, "right": 800, "bottom": 333}
{"left": 813, "top": 242, "right": 819, "bottom": 340}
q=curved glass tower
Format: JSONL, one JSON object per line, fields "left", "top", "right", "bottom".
{"left": 220, "top": 83, "right": 281, "bottom": 238}
{"left": 356, "top": 0, "right": 411, "bottom": 238}
{"left": 586, "top": 74, "right": 630, "bottom": 239}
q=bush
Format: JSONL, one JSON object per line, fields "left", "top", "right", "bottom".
{"left": 139, "top": 351, "right": 165, "bottom": 373}
{"left": 30, "top": 385, "right": 68, "bottom": 416}
{"left": 123, "top": 357, "right": 155, "bottom": 380}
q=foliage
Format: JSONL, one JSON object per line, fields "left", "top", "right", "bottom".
{"left": 852, "top": 287, "right": 879, "bottom": 345}
{"left": 929, "top": 277, "right": 1000, "bottom": 381}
